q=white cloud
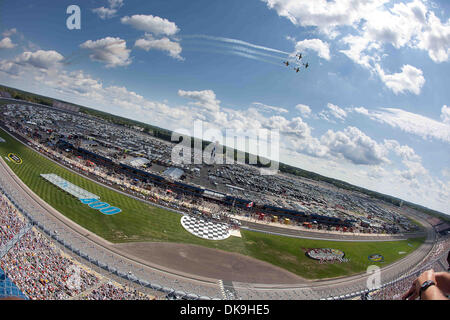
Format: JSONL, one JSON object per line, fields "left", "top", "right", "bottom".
{"left": 92, "top": 0, "right": 124, "bottom": 19}
{"left": 340, "top": 36, "right": 425, "bottom": 94}
{"left": 108, "top": 0, "right": 124, "bottom": 9}
{"left": 399, "top": 160, "right": 428, "bottom": 180}
{"left": 262, "top": 0, "right": 387, "bottom": 38}
{"left": 264, "top": 115, "right": 311, "bottom": 138}
{"left": 320, "top": 126, "right": 389, "bottom": 165}
{"left": 319, "top": 103, "right": 347, "bottom": 122}
{"left": 366, "top": 166, "right": 388, "bottom": 179}
{"left": 176, "top": 91, "right": 313, "bottom": 143}
{"left": 0, "top": 60, "right": 21, "bottom": 76}
{"left": 135, "top": 34, "right": 183, "bottom": 60}
{"left": 442, "top": 168, "right": 450, "bottom": 179}
{"left": 295, "top": 104, "right": 312, "bottom": 118}
{"left": 384, "top": 139, "right": 421, "bottom": 162}
{"left": 80, "top": 37, "right": 131, "bottom": 68}
{"left": 341, "top": 37, "right": 426, "bottom": 95}
{"left": 0, "top": 37, "right": 16, "bottom": 49}
{"left": 2, "top": 28, "right": 17, "bottom": 37}
{"left": 360, "top": 1, "right": 450, "bottom": 64}
{"left": 340, "top": 35, "right": 381, "bottom": 69}
{"left": 29, "top": 68, "right": 180, "bottom": 128}
{"left": 362, "top": 0, "right": 427, "bottom": 49}
{"left": 352, "top": 106, "right": 370, "bottom": 116}
{"left": 15, "top": 50, "right": 64, "bottom": 70}
{"left": 296, "top": 137, "right": 329, "bottom": 158}
{"left": 92, "top": 7, "right": 117, "bottom": 20}
{"left": 375, "top": 64, "right": 425, "bottom": 95}
{"left": 178, "top": 89, "right": 221, "bottom": 113}
{"left": 252, "top": 102, "right": 288, "bottom": 114}
{"left": 121, "top": 15, "right": 179, "bottom": 36}
{"left": 294, "top": 38, "right": 330, "bottom": 60}
{"left": 354, "top": 107, "right": 450, "bottom": 144}
{"left": 416, "top": 11, "right": 450, "bottom": 63}
{"left": 441, "top": 105, "right": 450, "bottom": 124}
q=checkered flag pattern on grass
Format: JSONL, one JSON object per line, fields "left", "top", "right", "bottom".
{"left": 181, "top": 215, "right": 230, "bottom": 241}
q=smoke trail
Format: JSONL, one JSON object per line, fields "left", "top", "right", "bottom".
{"left": 182, "top": 34, "right": 291, "bottom": 56}
{"left": 227, "top": 50, "right": 282, "bottom": 66}
{"left": 182, "top": 45, "right": 282, "bottom": 66}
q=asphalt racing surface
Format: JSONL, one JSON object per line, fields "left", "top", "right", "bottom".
{"left": 241, "top": 221, "right": 426, "bottom": 242}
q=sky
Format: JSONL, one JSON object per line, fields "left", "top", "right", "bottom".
{"left": 0, "top": 0, "right": 449, "bottom": 215}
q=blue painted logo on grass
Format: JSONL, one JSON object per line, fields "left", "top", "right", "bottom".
{"left": 368, "top": 254, "right": 384, "bottom": 262}
{"left": 80, "top": 198, "right": 122, "bottom": 215}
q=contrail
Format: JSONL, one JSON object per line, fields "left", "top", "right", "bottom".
{"left": 184, "top": 39, "right": 288, "bottom": 60}
{"left": 227, "top": 50, "right": 282, "bottom": 66}
{"left": 228, "top": 45, "right": 287, "bottom": 60}
{"left": 182, "top": 45, "right": 282, "bottom": 66}
{"left": 181, "top": 34, "right": 291, "bottom": 56}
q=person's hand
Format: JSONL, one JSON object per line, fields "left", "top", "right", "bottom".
{"left": 402, "top": 269, "right": 436, "bottom": 300}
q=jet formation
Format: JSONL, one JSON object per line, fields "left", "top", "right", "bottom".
{"left": 283, "top": 53, "right": 309, "bottom": 73}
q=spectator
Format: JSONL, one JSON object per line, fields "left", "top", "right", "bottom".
{"left": 447, "top": 251, "right": 450, "bottom": 272}
{"left": 402, "top": 269, "right": 449, "bottom": 300}
{"left": 0, "top": 193, "right": 153, "bottom": 300}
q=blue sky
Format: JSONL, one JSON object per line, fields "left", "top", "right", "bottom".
{"left": 0, "top": 0, "right": 449, "bottom": 214}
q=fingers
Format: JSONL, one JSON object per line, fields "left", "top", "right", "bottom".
{"left": 403, "top": 278, "right": 420, "bottom": 300}
{"left": 402, "top": 285, "right": 416, "bottom": 300}
{"left": 407, "top": 289, "right": 419, "bottom": 300}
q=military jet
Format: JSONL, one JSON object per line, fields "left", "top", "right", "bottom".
{"left": 295, "top": 67, "right": 300, "bottom": 73}
{"left": 283, "top": 61, "right": 290, "bottom": 66}
{"left": 304, "top": 62, "right": 309, "bottom": 69}
{"left": 296, "top": 53, "right": 302, "bottom": 60}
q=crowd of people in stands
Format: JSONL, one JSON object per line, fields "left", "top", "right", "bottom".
{"left": 0, "top": 197, "right": 27, "bottom": 247}
{"left": 1, "top": 229, "right": 100, "bottom": 299}
{"left": 367, "top": 235, "right": 450, "bottom": 300}
{"left": 419, "top": 236, "right": 450, "bottom": 267}
{"left": 0, "top": 194, "right": 154, "bottom": 300}
{"left": 85, "top": 283, "right": 151, "bottom": 300}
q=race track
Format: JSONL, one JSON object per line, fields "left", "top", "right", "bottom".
{"left": 0, "top": 146, "right": 437, "bottom": 299}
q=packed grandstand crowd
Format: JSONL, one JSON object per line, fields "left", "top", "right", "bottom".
{"left": 84, "top": 283, "right": 151, "bottom": 300}
{"left": 0, "top": 197, "right": 27, "bottom": 247}
{"left": 365, "top": 235, "right": 450, "bottom": 300}
{"left": 0, "top": 194, "right": 155, "bottom": 300}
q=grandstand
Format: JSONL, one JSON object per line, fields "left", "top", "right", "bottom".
{"left": 364, "top": 236, "right": 449, "bottom": 300}
{"left": 0, "top": 91, "right": 12, "bottom": 99}
{"left": 0, "top": 192, "right": 155, "bottom": 300}
{"left": 52, "top": 101, "right": 80, "bottom": 113}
